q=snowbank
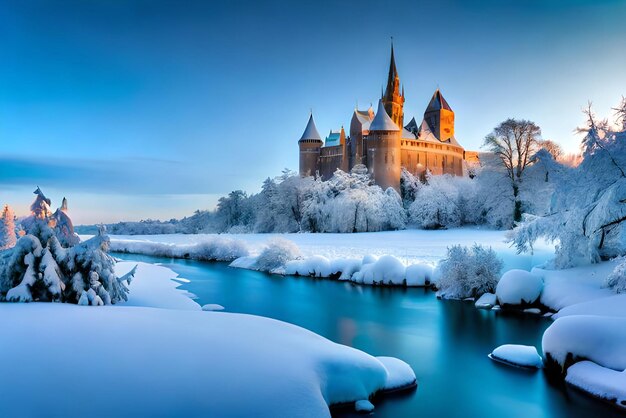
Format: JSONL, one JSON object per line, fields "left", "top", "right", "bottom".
{"left": 532, "top": 261, "right": 616, "bottom": 311}
{"left": 0, "top": 303, "right": 411, "bottom": 417}
{"left": 489, "top": 344, "right": 543, "bottom": 368}
{"left": 352, "top": 255, "right": 406, "bottom": 285}
{"left": 566, "top": 361, "right": 626, "bottom": 409}
{"left": 553, "top": 294, "right": 626, "bottom": 319}
{"left": 405, "top": 263, "right": 433, "bottom": 286}
{"left": 110, "top": 237, "right": 249, "bottom": 262}
{"left": 496, "top": 269, "right": 543, "bottom": 306}
{"left": 102, "top": 228, "right": 554, "bottom": 271}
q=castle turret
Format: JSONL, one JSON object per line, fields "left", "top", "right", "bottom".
{"left": 367, "top": 100, "right": 401, "bottom": 192}
{"left": 382, "top": 42, "right": 405, "bottom": 129}
{"left": 298, "top": 114, "right": 323, "bottom": 177}
{"left": 424, "top": 89, "right": 455, "bottom": 142}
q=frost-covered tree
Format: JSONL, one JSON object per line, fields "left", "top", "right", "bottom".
{"left": 510, "top": 100, "right": 626, "bottom": 267}
{"left": 302, "top": 166, "right": 406, "bottom": 233}
{"left": 0, "top": 189, "right": 135, "bottom": 304}
{"left": 435, "top": 244, "right": 503, "bottom": 299}
{"left": 606, "top": 257, "right": 626, "bottom": 294}
{"left": 0, "top": 204, "right": 17, "bottom": 250}
{"left": 483, "top": 119, "right": 541, "bottom": 222}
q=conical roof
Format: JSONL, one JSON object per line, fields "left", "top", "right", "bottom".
{"left": 370, "top": 100, "right": 400, "bottom": 131}
{"left": 299, "top": 114, "right": 322, "bottom": 141}
{"left": 425, "top": 89, "right": 452, "bottom": 112}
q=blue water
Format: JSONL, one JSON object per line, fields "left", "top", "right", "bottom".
{"left": 116, "top": 253, "right": 623, "bottom": 418}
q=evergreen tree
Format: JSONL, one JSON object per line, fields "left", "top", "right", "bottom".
{"left": 0, "top": 205, "right": 17, "bottom": 250}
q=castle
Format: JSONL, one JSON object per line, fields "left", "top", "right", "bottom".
{"left": 298, "top": 44, "right": 478, "bottom": 192}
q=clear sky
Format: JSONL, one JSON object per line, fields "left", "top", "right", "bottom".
{"left": 1, "top": 0, "right": 625, "bottom": 224}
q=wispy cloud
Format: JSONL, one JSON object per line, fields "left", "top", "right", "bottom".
{"left": 0, "top": 155, "right": 223, "bottom": 195}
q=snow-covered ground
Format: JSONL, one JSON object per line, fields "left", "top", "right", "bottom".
{"left": 101, "top": 227, "right": 555, "bottom": 271}
{"left": 0, "top": 261, "right": 415, "bottom": 418}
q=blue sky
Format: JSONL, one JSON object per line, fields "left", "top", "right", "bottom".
{"left": 1, "top": 0, "right": 625, "bottom": 223}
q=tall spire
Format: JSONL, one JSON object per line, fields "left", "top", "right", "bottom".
{"left": 382, "top": 39, "right": 404, "bottom": 129}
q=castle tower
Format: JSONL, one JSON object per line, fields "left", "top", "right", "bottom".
{"left": 349, "top": 106, "right": 374, "bottom": 169}
{"left": 298, "top": 113, "right": 323, "bottom": 177}
{"left": 382, "top": 42, "right": 405, "bottom": 129}
{"left": 367, "top": 100, "right": 401, "bottom": 192}
{"left": 424, "top": 89, "right": 455, "bottom": 142}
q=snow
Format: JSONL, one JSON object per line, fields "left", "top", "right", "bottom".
{"left": 0, "top": 263, "right": 415, "bottom": 418}
{"left": 554, "top": 294, "right": 626, "bottom": 319}
{"left": 495, "top": 269, "right": 543, "bottom": 306}
{"left": 116, "top": 261, "right": 200, "bottom": 311}
{"left": 352, "top": 255, "right": 406, "bottom": 285}
{"left": 475, "top": 292, "right": 496, "bottom": 309}
{"left": 354, "top": 400, "right": 375, "bottom": 412}
{"left": 489, "top": 344, "right": 543, "bottom": 368}
{"left": 542, "top": 315, "right": 626, "bottom": 372}
{"left": 566, "top": 361, "right": 626, "bottom": 408}
{"left": 284, "top": 255, "right": 332, "bottom": 278}
{"left": 533, "top": 261, "right": 617, "bottom": 311}
{"left": 405, "top": 263, "right": 433, "bottom": 286}
{"left": 202, "top": 303, "right": 225, "bottom": 311}
{"left": 377, "top": 356, "right": 417, "bottom": 390}
{"left": 98, "top": 228, "right": 553, "bottom": 271}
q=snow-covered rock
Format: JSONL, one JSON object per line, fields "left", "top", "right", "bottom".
{"left": 475, "top": 292, "right": 497, "bottom": 309}
{"left": 284, "top": 255, "right": 332, "bottom": 278}
{"left": 566, "top": 361, "right": 626, "bottom": 409}
{"left": 542, "top": 315, "right": 626, "bottom": 373}
{"left": 351, "top": 255, "right": 406, "bottom": 285}
{"left": 405, "top": 263, "right": 433, "bottom": 287}
{"left": 496, "top": 269, "right": 543, "bottom": 306}
{"left": 377, "top": 356, "right": 417, "bottom": 391}
{"left": 489, "top": 344, "right": 543, "bottom": 368}
{"left": 354, "top": 399, "right": 375, "bottom": 413}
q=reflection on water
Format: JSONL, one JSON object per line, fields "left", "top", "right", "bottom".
{"left": 116, "top": 253, "right": 621, "bottom": 418}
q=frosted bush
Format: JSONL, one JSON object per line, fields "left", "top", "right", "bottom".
{"left": 352, "top": 255, "right": 406, "bottom": 285}
{"left": 0, "top": 204, "right": 17, "bottom": 250}
{"left": 110, "top": 237, "right": 249, "bottom": 262}
{"left": 405, "top": 263, "right": 434, "bottom": 286}
{"left": 284, "top": 255, "right": 332, "bottom": 277}
{"left": 607, "top": 257, "right": 626, "bottom": 293}
{"left": 436, "top": 244, "right": 503, "bottom": 299}
{"left": 254, "top": 238, "right": 302, "bottom": 272}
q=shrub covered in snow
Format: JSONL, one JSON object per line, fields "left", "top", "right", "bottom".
{"left": 606, "top": 257, "right": 626, "bottom": 294}
{"left": 284, "top": 255, "right": 333, "bottom": 278}
{"left": 0, "top": 189, "right": 135, "bottom": 305}
{"left": 254, "top": 238, "right": 302, "bottom": 272}
{"left": 405, "top": 263, "right": 433, "bottom": 286}
{"left": 496, "top": 269, "right": 543, "bottom": 306}
{"left": 435, "top": 244, "right": 503, "bottom": 299}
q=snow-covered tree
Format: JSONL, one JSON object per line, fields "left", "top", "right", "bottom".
{"left": 510, "top": 100, "right": 626, "bottom": 267}
{"left": 435, "top": 244, "right": 503, "bottom": 299}
{"left": 606, "top": 257, "right": 626, "bottom": 294}
{"left": 483, "top": 119, "right": 542, "bottom": 223}
{"left": 0, "top": 204, "right": 17, "bottom": 250}
{"left": 1, "top": 190, "right": 135, "bottom": 304}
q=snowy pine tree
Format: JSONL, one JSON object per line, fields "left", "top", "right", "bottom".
{"left": 0, "top": 204, "right": 17, "bottom": 250}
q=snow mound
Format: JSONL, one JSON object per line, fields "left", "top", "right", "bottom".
{"left": 553, "top": 294, "right": 626, "bottom": 319}
{"left": 475, "top": 292, "right": 497, "bottom": 309}
{"left": 352, "top": 255, "right": 405, "bottom": 285}
{"left": 376, "top": 356, "right": 417, "bottom": 391}
{"left": 566, "top": 361, "right": 626, "bottom": 409}
{"left": 405, "top": 263, "right": 433, "bottom": 287}
{"left": 496, "top": 269, "right": 543, "bottom": 306}
{"left": 489, "top": 344, "right": 543, "bottom": 368}
{"left": 202, "top": 304, "right": 225, "bottom": 311}
{"left": 0, "top": 303, "right": 413, "bottom": 418}
{"left": 542, "top": 315, "right": 626, "bottom": 372}
{"left": 354, "top": 399, "right": 375, "bottom": 412}
{"left": 284, "top": 255, "right": 332, "bottom": 277}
